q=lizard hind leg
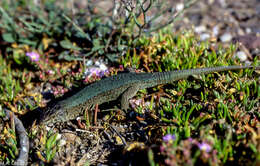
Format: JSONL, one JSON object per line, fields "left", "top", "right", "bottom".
{"left": 120, "top": 84, "right": 141, "bottom": 111}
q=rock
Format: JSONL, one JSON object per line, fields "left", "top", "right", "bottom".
{"left": 63, "top": 133, "right": 81, "bottom": 144}
{"left": 234, "top": 35, "right": 260, "bottom": 50}
{"left": 212, "top": 26, "right": 219, "bottom": 37}
{"left": 220, "top": 33, "right": 232, "bottom": 42}
{"left": 235, "top": 51, "right": 247, "bottom": 61}
{"left": 195, "top": 25, "right": 207, "bottom": 33}
{"left": 176, "top": 3, "right": 184, "bottom": 12}
{"left": 200, "top": 33, "right": 210, "bottom": 41}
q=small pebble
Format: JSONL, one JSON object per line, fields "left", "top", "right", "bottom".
{"left": 95, "top": 60, "right": 101, "bottom": 66}
{"left": 212, "top": 26, "right": 219, "bottom": 37}
{"left": 200, "top": 33, "right": 210, "bottom": 41}
{"left": 176, "top": 3, "right": 184, "bottom": 12}
{"left": 59, "top": 139, "right": 66, "bottom": 147}
{"left": 45, "top": 126, "right": 51, "bottom": 131}
{"left": 245, "top": 28, "right": 252, "bottom": 34}
{"left": 86, "top": 60, "right": 93, "bottom": 66}
{"left": 99, "top": 63, "right": 108, "bottom": 71}
{"left": 235, "top": 51, "right": 247, "bottom": 61}
{"left": 219, "top": 0, "right": 227, "bottom": 7}
{"left": 195, "top": 25, "right": 206, "bottom": 33}
{"left": 220, "top": 33, "right": 232, "bottom": 42}
{"left": 64, "top": 133, "right": 81, "bottom": 144}
{"left": 57, "top": 133, "right": 62, "bottom": 140}
{"left": 237, "top": 28, "right": 245, "bottom": 36}
{"left": 81, "top": 149, "right": 86, "bottom": 154}
{"left": 208, "top": 0, "right": 214, "bottom": 4}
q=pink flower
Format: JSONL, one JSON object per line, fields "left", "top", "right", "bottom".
{"left": 198, "top": 142, "right": 212, "bottom": 152}
{"left": 47, "top": 70, "right": 54, "bottom": 75}
{"left": 26, "top": 52, "right": 40, "bottom": 62}
{"left": 162, "top": 134, "right": 176, "bottom": 142}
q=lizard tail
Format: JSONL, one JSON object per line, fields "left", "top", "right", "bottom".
{"left": 156, "top": 65, "right": 259, "bottom": 84}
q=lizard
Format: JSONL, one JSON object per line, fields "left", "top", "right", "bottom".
{"left": 3, "top": 65, "right": 257, "bottom": 165}
{"left": 39, "top": 65, "right": 260, "bottom": 125}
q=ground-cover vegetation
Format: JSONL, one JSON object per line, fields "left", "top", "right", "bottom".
{"left": 0, "top": 0, "right": 259, "bottom": 165}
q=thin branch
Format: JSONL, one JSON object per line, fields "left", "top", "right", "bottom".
{"left": 147, "top": 0, "right": 197, "bottom": 33}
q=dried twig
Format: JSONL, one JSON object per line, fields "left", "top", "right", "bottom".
{"left": 115, "top": 0, "right": 198, "bottom": 38}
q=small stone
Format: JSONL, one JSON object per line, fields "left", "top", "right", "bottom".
{"left": 95, "top": 60, "right": 101, "bottom": 66}
{"left": 99, "top": 63, "right": 108, "bottom": 70}
{"left": 220, "top": 33, "right": 232, "bottom": 42}
{"left": 195, "top": 25, "right": 206, "bottom": 33}
{"left": 64, "top": 133, "right": 81, "bottom": 144}
{"left": 59, "top": 139, "right": 66, "bottom": 147}
{"left": 212, "top": 26, "right": 219, "bottom": 37}
{"left": 219, "top": 0, "right": 227, "bottom": 7}
{"left": 245, "top": 28, "right": 252, "bottom": 34}
{"left": 176, "top": 3, "right": 184, "bottom": 12}
{"left": 200, "top": 33, "right": 210, "bottom": 41}
{"left": 86, "top": 59, "right": 93, "bottom": 66}
{"left": 235, "top": 51, "right": 247, "bottom": 61}
{"left": 57, "top": 133, "right": 62, "bottom": 140}
{"left": 208, "top": 0, "right": 214, "bottom": 4}
{"left": 237, "top": 28, "right": 245, "bottom": 36}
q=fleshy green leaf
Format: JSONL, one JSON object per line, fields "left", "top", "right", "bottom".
{"left": 2, "top": 33, "right": 15, "bottom": 43}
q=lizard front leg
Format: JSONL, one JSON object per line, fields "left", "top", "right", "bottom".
{"left": 120, "top": 84, "right": 141, "bottom": 110}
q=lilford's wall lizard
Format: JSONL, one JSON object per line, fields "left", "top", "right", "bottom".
{"left": 40, "top": 65, "right": 259, "bottom": 125}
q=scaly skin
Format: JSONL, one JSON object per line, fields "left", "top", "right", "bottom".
{"left": 40, "top": 65, "right": 259, "bottom": 125}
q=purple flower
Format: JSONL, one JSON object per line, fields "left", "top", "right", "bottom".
{"left": 129, "top": 99, "right": 142, "bottom": 109}
{"left": 85, "top": 67, "right": 109, "bottom": 79}
{"left": 26, "top": 52, "right": 40, "bottom": 62}
{"left": 47, "top": 70, "right": 55, "bottom": 75}
{"left": 188, "top": 137, "right": 193, "bottom": 142}
{"left": 163, "top": 134, "right": 176, "bottom": 142}
{"left": 198, "top": 142, "right": 212, "bottom": 152}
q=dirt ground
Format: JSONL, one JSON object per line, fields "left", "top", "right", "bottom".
{"left": 173, "top": 0, "right": 260, "bottom": 60}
